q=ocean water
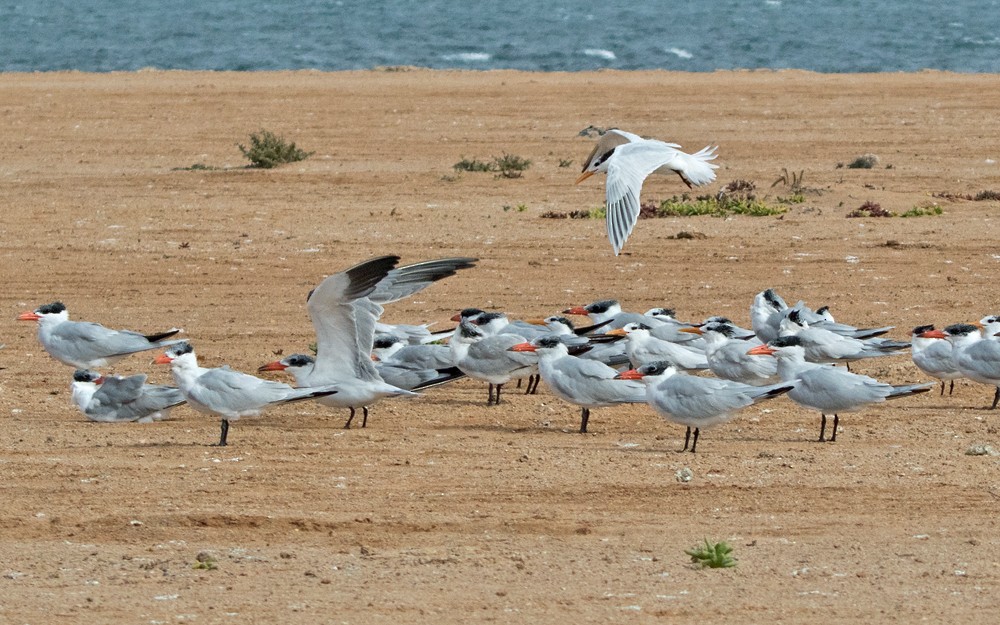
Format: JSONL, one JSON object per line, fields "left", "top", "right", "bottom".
{"left": 2, "top": 0, "right": 999, "bottom": 73}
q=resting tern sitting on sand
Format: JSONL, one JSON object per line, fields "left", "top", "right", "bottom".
{"left": 563, "top": 299, "right": 662, "bottom": 330}
{"left": 510, "top": 335, "right": 646, "bottom": 433}
{"left": 576, "top": 128, "right": 718, "bottom": 255}
{"left": 70, "top": 369, "right": 186, "bottom": 423}
{"left": 777, "top": 309, "right": 910, "bottom": 368}
{"left": 155, "top": 342, "right": 338, "bottom": 446}
{"left": 18, "top": 301, "right": 184, "bottom": 369}
{"left": 615, "top": 361, "right": 795, "bottom": 453}
{"left": 748, "top": 336, "right": 932, "bottom": 442}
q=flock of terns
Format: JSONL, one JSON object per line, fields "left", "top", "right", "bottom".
{"left": 15, "top": 252, "right": 1000, "bottom": 452}
{"left": 13, "top": 130, "right": 1000, "bottom": 451}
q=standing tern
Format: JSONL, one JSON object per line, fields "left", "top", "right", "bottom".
{"left": 682, "top": 322, "right": 779, "bottom": 386}
{"left": 563, "top": 299, "right": 661, "bottom": 330}
{"left": 260, "top": 255, "right": 477, "bottom": 427}
{"left": 576, "top": 128, "right": 718, "bottom": 255}
{"left": 608, "top": 323, "right": 708, "bottom": 371}
{"left": 510, "top": 335, "right": 646, "bottom": 433}
{"left": 910, "top": 325, "right": 962, "bottom": 396}
{"left": 615, "top": 361, "right": 794, "bottom": 453}
{"left": 449, "top": 321, "right": 538, "bottom": 405}
{"left": 778, "top": 309, "right": 910, "bottom": 367}
{"left": 18, "top": 301, "right": 184, "bottom": 369}
{"left": 748, "top": 336, "right": 932, "bottom": 442}
{"left": 154, "top": 342, "right": 338, "bottom": 446}
{"left": 71, "top": 369, "right": 186, "bottom": 423}
{"left": 925, "top": 323, "right": 1000, "bottom": 408}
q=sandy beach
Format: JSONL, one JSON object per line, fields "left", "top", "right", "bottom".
{"left": 2, "top": 69, "right": 1000, "bottom": 623}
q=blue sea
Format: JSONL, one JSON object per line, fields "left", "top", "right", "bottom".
{"left": 2, "top": 0, "right": 999, "bottom": 73}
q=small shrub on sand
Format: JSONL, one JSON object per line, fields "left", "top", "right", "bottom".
{"left": 238, "top": 130, "right": 313, "bottom": 169}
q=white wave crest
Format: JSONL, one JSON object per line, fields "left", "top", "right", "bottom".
{"left": 582, "top": 48, "right": 616, "bottom": 60}
{"left": 442, "top": 52, "right": 492, "bottom": 62}
{"left": 666, "top": 47, "right": 693, "bottom": 60}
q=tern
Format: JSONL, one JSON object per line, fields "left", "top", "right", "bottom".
{"left": 510, "top": 335, "right": 646, "bottom": 433}
{"left": 563, "top": 299, "right": 661, "bottom": 330}
{"left": 751, "top": 289, "right": 893, "bottom": 344}
{"left": 260, "top": 255, "right": 477, "bottom": 427}
{"left": 608, "top": 323, "right": 708, "bottom": 371}
{"left": 449, "top": 321, "right": 537, "bottom": 405}
{"left": 18, "top": 301, "right": 184, "bottom": 369}
{"left": 155, "top": 342, "right": 338, "bottom": 446}
{"left": 71, "top": 369, "right": 186, "bottom": 423}
{"left": 748, "top": 336, "right": 932, "bottom": 442}
{"left": 778, "top": 309, "right": 910, "bottom": 367}
{"left": 372, "top": 334, "right": 454, "bottom": 371}
{"left": 682, "top": 322, "right": 779, "bottom": 386}
{"left": 924, "top": 323, "right": 1000, "bottom": 408}
{"left": 576, "top": 128, "right": 718, "bottom": 255}
{"left": 615, "top": 361, "right": 794, "bottom": 453}
{"left": 910, "top": 325, "right": 962, "bottom": 396}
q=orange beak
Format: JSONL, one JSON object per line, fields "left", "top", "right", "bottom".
{"left": 509, "top": 342, "right": 537, "bottom": 353}
{"left": 371, "top": 354, "right": 380, "bottom": 362}
{"left": 525, "top": 318, "right": 548, "bottom": 326}
{"left": 604, "top": 328, "right": 627, "bottom": 337}
{"left": 153, "top": 354, "right": 174, "bottom": 365}
{"left": 971, "top": 321, "right": 985, "bottom": 329}
{"left": 746, "top": 345, "right": 776, "bottom": 356}
{"left": 614, "top": 369, "right": 644, "bottom": 380}
{"left": 17, "top": 311, "right": 40, "bottom": 321}
{"left": 679, "top": 326, "right": 703, "bottom": 335}
{"left": 575, "top": 170, "right": 595, "bottom": 184}
{"left": 450, "top": 313, "right": 463, "bottom": 322}
{"left": 918, "top": 329, "right": 948, "bottom": 339}
{"left": 563, "top": 306, "right": 590, "bottom": 316}
{"left": 94, "top": 376, "right": 107, "bottom": 384}
{"left": 257, "top": 361, "right": 287, "bottom": 372}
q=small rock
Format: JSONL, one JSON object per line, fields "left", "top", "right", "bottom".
{"left": 675, "top": 467, "right": 694, "bottom": 483}
{"left": 965, "top": 444, "right": 996, "bottom": 456}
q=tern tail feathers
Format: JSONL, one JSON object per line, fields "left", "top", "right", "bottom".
{"left": 886, "top": 383, "right": 934, "bottom": 400}
{"left": 143, "top": 328, "right": 183, "bottom": 343}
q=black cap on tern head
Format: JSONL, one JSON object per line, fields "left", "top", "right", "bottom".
{"left": 458, "top": 321, "right": 484, "bottom": 339}
{"left": 533, "top": 335, "right": 562, "bottom": 349}
{"left": 944, "top": 323, "right": 979, "bottom": 336}
{"left": 285, "top": 354, "right": 316, "bottom": 367}
{"left": 458, "top": 307, "right": 485, "bottom": 319}
{"left": 763, "top": 289, "right": 784, "bottom": 310}
{"left": 586, "top": 299, "right": 618, "bottom": 313}
{"left": 637, "top": 361, "right": 671, "bottom": 376}
{"left": 912, "top": 324, "right": 935, "bottom": 335}
{"left": 373, "top": 334, "right": 402, "bottom": 350}
{"left": 73, "top": 369, "right": 100, "bottom": 383}
{"left": 38, "top": 301, "right": 67, "bottom": 314}
{"left": 769, "top": 335, "right": 803, "bottom": 348}
{"left": 169, "top": 342, "right": 194, "bottom": 356}
{"left": 473, "top": 312, "right": 507, "bottom": 325}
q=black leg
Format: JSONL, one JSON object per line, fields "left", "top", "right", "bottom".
{"left": 846, "top": 362, "right": 852, "bottom": 372}
{"left": 819, "top": 414, "right": 827, "bottom": 442}
{"left": 690, "top": 428, "right": 700, "bottom": 453}
{"left": 579, "top": 407, "right": 590, "bottom": 433}
{"left": 215, "top": 419, "right": 230, "bottom": 447}
{"left": 516, "top": 378, "right": 523, "bottom": 389}
{"left": 361, "top": 406, "right": 369, "bottom": 428}
{"left": 487, "top": 383, "right": 495, "bottom": 405}
{"left": 992, "top": 387, "right": 999, "bottom": 410}
{"left": 681, "top": 426, "right": 691, "bottom": 452}
{"left": 940, "top": 381, "right": 945, "bottom": 396}
{"left": 495, "top": 383, "right": 503, "bottom": 405}
{"left": 344, "top": 407, "right": 356, "bottom": 429}
{"left": 531, "top": 374, "right": 542, "bottom": 394}
{"left": 949, "top": 380, "right": 954, "bottom": 395}
{"left": 830, "top": 414, "right": 839, "bottom": 442}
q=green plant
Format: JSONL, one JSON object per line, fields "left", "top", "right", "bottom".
{"left": 685, "top": 539, "right": 737, "bottom": 569}
{"left": 900, "top": 205, "right": 943, "bottom": 217}
{"left": 453, "top": 157, "right": 494, "bottom": 172}
{"left": 192, "top": 552, "right": 218, "bottom": 570}
{"left": 558, "top": 158, "right": 574, "bottom": 168}
{"left": 238, "top": 129, "right": 313, "bottom": 169}
{"left": 657, "top": 194, "right": 786, "bottom": 217}
{"left": 493, "top": 153, "right": 532, "bottom": 178}
{"left": 172, "top": 163, "right": 220, "bottom": 171}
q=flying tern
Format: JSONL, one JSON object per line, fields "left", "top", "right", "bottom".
{"left": 576, "top": 128, "right": 718, "bottom": 255}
